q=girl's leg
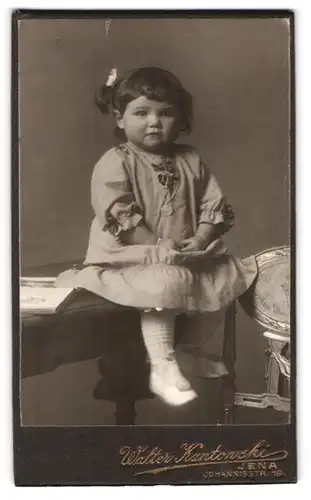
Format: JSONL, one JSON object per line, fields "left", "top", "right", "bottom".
{"left": 140, "top": 310, "right": 197, "bottom": 406}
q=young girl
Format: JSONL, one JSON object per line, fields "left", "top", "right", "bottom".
{"left": 64, "top": 67, "right": 258, "bottom": 406}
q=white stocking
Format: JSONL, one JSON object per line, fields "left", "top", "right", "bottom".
{"left": 140, "top": 310, "right": 175, "bottom": 365}
{"left": 140, "top": 310, "right": 191, "bottom": 392}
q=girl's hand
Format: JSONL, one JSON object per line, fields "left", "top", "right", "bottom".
{"left": 157, "top": 238, "right": 179, "bottom": 250}
{"left": 178, "top": 236, "right": 207, "bottom": 253}
{"left": 121, "top": 223, "right": 157, "bottom": 245}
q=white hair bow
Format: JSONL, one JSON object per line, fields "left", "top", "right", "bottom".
{"left": 106, "top": 68, "right": 118, "bottom": 87}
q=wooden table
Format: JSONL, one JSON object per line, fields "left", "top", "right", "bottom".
{"left": 21, "top": 262, "right": 237, "bottom": 425}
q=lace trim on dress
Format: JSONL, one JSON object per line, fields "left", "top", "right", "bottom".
{"left": 200, "top": 198, "right": 235, "bottom": 230}
{"left": 117, "top": 143, "right": 180, "bottom": 194}
{"left": 103, "top": 202, "right": 143, "bottom": 236}
{"left": 150, "top": 158, "right": 179, "bottom": 193}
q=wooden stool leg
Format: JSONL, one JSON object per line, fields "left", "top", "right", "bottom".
{"left": 221, "top": 302, "right": 237, "bottom": 424}
{"left": 93, "top": 312, "right": 151, "bottom": 425}
{"left": 115, "top": 399, "right": 136, "bottom": 425}
{"left": 221, "top": 380, "right": 236, "bottom": 424}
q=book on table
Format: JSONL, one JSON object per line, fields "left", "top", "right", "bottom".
{"left": 20, "top": 277, "right": 78, "bottom": 314}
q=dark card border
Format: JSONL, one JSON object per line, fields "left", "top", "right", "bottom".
{"left": 12, "top": 9, "right": 296, "bottom": 486}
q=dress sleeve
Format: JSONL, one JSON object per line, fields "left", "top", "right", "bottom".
{"left": 198, "top": 161, "right": 235, "bottom": 234}
{"left": 91, "top": 149, "right": 143, "bottom": 236}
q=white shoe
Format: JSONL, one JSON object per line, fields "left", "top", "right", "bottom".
{"left": 150, "top": 360, "right": 197, "bottom": 406}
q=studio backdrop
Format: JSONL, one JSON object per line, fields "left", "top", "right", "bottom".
{"left": 18, "top": 16, "right": 290, "bottom": 411}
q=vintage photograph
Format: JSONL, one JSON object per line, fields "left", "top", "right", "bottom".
{"left": 13, "top": 10, "right": 295, "bottom": 486}
{"left": 17, "top": 13, "right": 292, "bottom": 431}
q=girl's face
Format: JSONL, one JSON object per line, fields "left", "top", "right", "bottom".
{"left": 116, "top": 96, "right": 181, "bottom": 152}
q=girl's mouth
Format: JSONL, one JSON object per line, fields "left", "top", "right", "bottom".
{"left": 146, "top": 132, "right": 161, "bottom": 137}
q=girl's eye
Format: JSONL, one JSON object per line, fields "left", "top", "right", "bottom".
{"left": 160, "top": 110, "right": 174, "bottom": 117}
{"left": 133, "top": 109, "right": 175, "bottom": 118}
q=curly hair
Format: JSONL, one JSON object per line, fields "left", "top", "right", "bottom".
{"left": 95, "top": 67, "right": 193, "bottom": 137}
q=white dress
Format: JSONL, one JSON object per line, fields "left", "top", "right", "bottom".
{"left": 57, "top": 141, "right": 258, "bottom": 312}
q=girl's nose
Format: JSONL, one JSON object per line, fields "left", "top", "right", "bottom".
{"left": 148, "top": 113, "right": 161, "bottom": 126}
